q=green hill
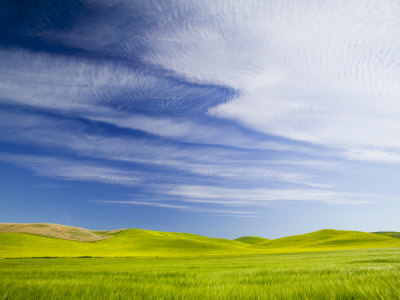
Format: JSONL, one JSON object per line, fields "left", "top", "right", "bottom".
{"left": 234, "top": 236, "right": 269, "bottom": 244}
{"left": 0, "top": 226, "right": 256, "bottom": 258}
{"left": 1, "top": 224, "right": 400, "bottom": 258}
{"left": 0, "top": 223, "right": 122, "bottom": 242}
{"left": 255, "top": 229, "right": 400, "bottom": 251}
{"left": 373, "top": 231, "right": 400, "bottom": 239}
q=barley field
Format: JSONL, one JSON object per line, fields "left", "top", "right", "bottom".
{"left": 1, "top": 248, "right": 400, "bottom": 299}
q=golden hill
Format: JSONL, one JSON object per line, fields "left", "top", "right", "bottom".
{"left": 0, "top": 223, "right": 123, "bottom": 242}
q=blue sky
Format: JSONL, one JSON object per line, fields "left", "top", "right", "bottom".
{"left": 1, "top": 0, "right": 400, "bottom": 238}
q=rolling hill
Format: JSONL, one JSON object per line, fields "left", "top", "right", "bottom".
{"left": 234, "top": 236, "right": 270, "bottom": 244}
{"left": 0, "top": 225, "right": 257, "bottom": 258}
{"left": 1, "top": 223, "right": 400, "bottom": 258}
{"left": 255, "top": 229, "right": 400, "bottom": 251}
{"left": 373, "top": 231, "right": 400, "bottom": 239}
{"left": 0, "top": 223, "right": 123, "bottom": 242}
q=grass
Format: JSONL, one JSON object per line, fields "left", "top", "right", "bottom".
{"left": 2, "top": 224, "right": 400, "bottom": 298}
{"left": 0, "top": 228, "right": 259, "bottom": 258}
{"left": 0, "top": 223, "right": 122, "bottom": 242}
{"left": 234, "top": 236, "right": 270, "bottom": 244}
{"left": 256, "top": 229, "right": 400, "bottom": 251}
{"left": 2, "top": 224, "right": 400, "bottom": 258}
{"left": 374, "top": 231, "right": 400, "bottom": 239}
{"left": 1, "top": 248, "right": 400, "bottom": 299}
{"left": 0, "top": 224, "right": 400, "bottom": 258}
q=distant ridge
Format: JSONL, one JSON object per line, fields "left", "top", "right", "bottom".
{"left": 234, "top": 236, "right": 269, "bottom": 244}
{"left": 255, "top": 229, "right": 400, "bottom": 250}
{"left": 0, "top": 223, "right": 123, "bottom": 242}
{"left": 1, "top": 223, "right": 400, "bottom": 258}
{"left": 373, "top": 231, "right": 400, "bottom": 239}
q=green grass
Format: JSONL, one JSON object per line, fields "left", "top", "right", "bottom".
{"left": 374, "top": 231, "right": 400, "bottom": 239}
{"left": 2, "top": 225, "right": 400, "bottom": 298}
{"left": 2, "top": 227, "right": 400, "bottom": 258}
{"left": 0, "top": 228, "right": 258, "bottom": 258}
{"left": 255, "top": 229, "right": 400, "bottom": 251}
{"left": 2, "top": 248, "right": 400, "bottom": 299}
{"left": 234, "top": 236, "right": 270, "bottom": 244}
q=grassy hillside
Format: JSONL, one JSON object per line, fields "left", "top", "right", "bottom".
{"left": 0, "top": 228, "right": 256, "bottom": 258}
{"left": 0, "top": 223, "right": 123, "bottom": 242}
{"left": 1, "top": 224, "right": 400, "bottom": 258}
{"left": 373, "top": 231, "right": 400, "bottom": 239}
{"left": 256, "top": 229, "right": 400, "bottom": 251}
{"left": 234, "top": 236, "right": 269, "bottom": 244}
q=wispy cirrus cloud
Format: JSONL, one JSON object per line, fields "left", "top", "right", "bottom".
{"left": 343, "top": 149, "right": 400, "bottom": 164}
{"left": 0, "top": 49, "right": 156, "bottom": 111}
{"left": 165, "top": 185, "right": 373, "bottom": 206}
{"left": 0, "top": 109, "right": 336, "bottom": 190}
{"left": 97, "top": 200, "right": 258, "bottom": 217}
{"left": 2, "top": 0, "right": 398, "bottom": 223}
{"left": 0, "top": 48, "right": 278, "bottom": 152}
{"left": 143, "top": 0, "right": 400, "bottom": 160}
{"left": 0, "top": 154, "right": 139, "bottom": 186}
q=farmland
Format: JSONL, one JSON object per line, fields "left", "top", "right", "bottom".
{"left": 1, "top": 224, "right": 400, "bottom": 299}
{"left": 1, "top": 249, "right": 400, "bottom": 299}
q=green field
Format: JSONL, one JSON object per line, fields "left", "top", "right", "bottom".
{"left": 2, "top": 223, "right": 400, "bottom": 258}
{"left": 374, "top": 231, "right": 400, "bottom": 239}
{"left": 2, "top": 249, "right": 400, "bottom": 299}
{"left": 2, "top": 224, "right": 400, "bottom": 299}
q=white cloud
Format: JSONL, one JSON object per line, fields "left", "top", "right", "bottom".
{"left": 0, "top": 152, "right": 374, "bottom": 207}
{"left": 0, "top": 48, "right": 321, "bottom": 154}
{"left": 97, "top": 200, "right": 257, "bottom": 217}
{"left": 0, "top": 49, "right": 155, "bottom": 111}
{"left": 86, "top": 112, "right": 287, "bottom": 150}
{"left": 167, "top": 185, "right": 372, "bottom": 205}
{"left": 0, "top": 110, "right": 335, "bottom": 188}
{"left": 0, "top": 154, "right": 139, "bottom": 186}
{"left": 344, "top": 149, "right": 400, "bottom": 164}
{"left": 2, "top": 0, "right": 399, "bottom": 220}
{"left": 144, "top": 0, "right": 400, "bottom": 158}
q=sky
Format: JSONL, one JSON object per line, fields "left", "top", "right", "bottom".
{"left": 1, "top": 0, "right": 400, "bottom": 239}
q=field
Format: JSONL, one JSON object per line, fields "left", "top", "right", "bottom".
{"left": 2, "top": 223, "right": 400, "bottom": 258}
{"left": 1, "top": 249, "right": 400, "bottom": 299}
{"left": 2, "top": 224, "right": 400, "bottom": 299}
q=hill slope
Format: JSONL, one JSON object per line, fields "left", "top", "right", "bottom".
{"left": 234, "top": 236, "right": 270, "bottom": 244}
{"left": 373, "top": 231, "right": 400, "bottom": 239}
{"left": 1, "top": 224, "right": 400, "bottom": 258}
{"left": 256, "top": 229, "right": 400, "bottom": 251}
{"left": 0, "top": 227, "right": 256, "bottom": 258}
{"left": 0, "top": 223, "right": 123, "bottom": 242}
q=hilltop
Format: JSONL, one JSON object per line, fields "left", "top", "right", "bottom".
{"left": 1, "top": 223, "right": 400, "bottom": 258}
{"left": 0, "top": 224, "right": 256, "bottom": 258}
{"left": 255, "top": 229, "right": 400, "bottom": 251}
{"left": 373, "top": 231, "right": 400, "bottom": 239}
{"left": 234, "top": 236, "right": 270, "bottom": 244}
{"left": 0, "top": 223, "right": 123, "bottom": 242}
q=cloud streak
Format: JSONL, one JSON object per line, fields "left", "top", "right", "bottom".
{"left": 97, "top": 200, "right": 258, "bottom": 217}
{"left": 143, "top": 0, "right": 400, "bottom": 159}
{"left": 0, "top": 154, "right": 139, "bottom": 186}
{"left": 166, "top": 185, "right": 373, "bottom": 206}
{"left": 1, "top": 0, "right": 398, "bottom": 220}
